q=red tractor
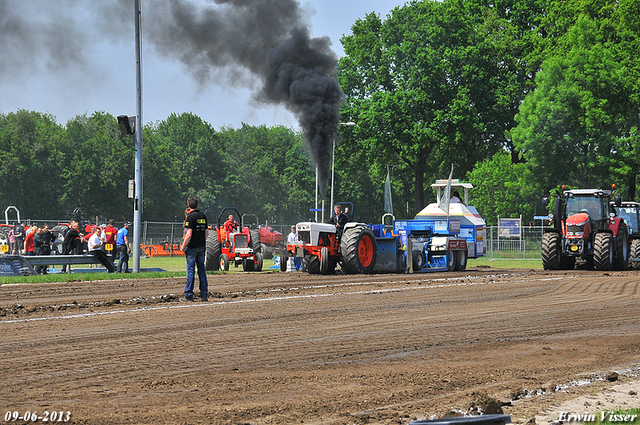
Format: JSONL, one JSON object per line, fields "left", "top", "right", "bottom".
{"left": 542, "top": 188, "right": 629, "bottom": 271}
{"left": 278, "top": 202, "right": 377, "bottom": 275}
{"left": 205, "top": 207, "right": 263, "bottom": 272}
{"left": 242, "top": 214, "right": 284, "bottom": 259}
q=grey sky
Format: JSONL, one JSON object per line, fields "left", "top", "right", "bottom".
{"left": 0, "top": 0, "right": 407, "bottom": 129}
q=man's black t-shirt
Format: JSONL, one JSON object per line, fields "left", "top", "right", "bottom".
{"left": 185, "top": 209, "right": 208, "bottom": 249}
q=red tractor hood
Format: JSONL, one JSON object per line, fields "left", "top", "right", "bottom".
{"left": 566, "top": 212, "right": 589, "bottom": 226}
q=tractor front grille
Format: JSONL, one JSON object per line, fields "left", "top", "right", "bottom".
{"left": 298, "top": 231, "right": 310, "bottom": 245}
{"left": 234, "top": 234, "right": 248, "bottom": 248}
{"left": 566, "top": 225, "right": 585, "bottom": 238}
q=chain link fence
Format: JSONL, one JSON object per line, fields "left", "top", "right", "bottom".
{"left": 20, "top": 218, "right": 547, "bottom": 260}
{"left": 486, "top": 225, "right": 547, "bottom": 259}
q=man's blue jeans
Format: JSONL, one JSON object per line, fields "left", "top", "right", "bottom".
{"left": 116, "top": 245, "right": 129, "bottom": 272}
{"left": 185, "top": 245, "right": 208, "bottom": 299}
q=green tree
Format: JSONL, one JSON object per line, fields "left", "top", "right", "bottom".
{"left": 218, "top": 124, "right": 314, "bottom": 225}
{"left": 60, "top": 112, "right": 133, "bottom": 221}
{"left": 337, "top": 0, "right": 539, "bottom": 213}
{"left": 148, "top": 113, "right": 224, "bottom": 221}
{"left": 512, "top": 15, "right": 636, "bottom": 193}
{"left": 467, "top": 151, "right": 536, "bottom": 225}
{"left": 0, "top": 110, "right": 65, "bottom": 218}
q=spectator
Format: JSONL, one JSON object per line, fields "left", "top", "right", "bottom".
{"left": 103, "top": 219, "right": 118, "bottom": 258}
{"left": 61, "top": 221, "right": 83, "bottom": 273}
{"left": 287, "top": 225, "right": 302, "bottom": 271}
{"left": 25, "top": 226, "right": 37, "bottom": 256}
{"left": 13, "top": 222, "right": 25, "bottom": 255}
{"left": 34, "top": 224, "right": 53, "bottom": 274}
{"left": 88, "top": 227, "right": 116, "bottom": 273}
{"left": 116, "top": 222, "right": 131, "bottom": 273}
{"left": 181, "top": 197, "right": 209, "bottom": 302}
{"left": 8, "top": 228, "right": 14, "bottom": 255}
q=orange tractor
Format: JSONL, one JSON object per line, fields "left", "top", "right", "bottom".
{"left": 205, "top": 207, "right": 263, "bottom": 272}
{"left": 278, "top": 203, "right": 377, "bottom": 275}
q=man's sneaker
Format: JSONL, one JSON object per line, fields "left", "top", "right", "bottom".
{"left": 184, "top": 296, "right": 195, "bottom": 302}
{"left": 201, "top": 296, "right": 208, "bottom": 302}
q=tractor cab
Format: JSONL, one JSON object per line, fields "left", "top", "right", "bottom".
{"left": 612, "top": 202, "right": 640, "bottom": 238}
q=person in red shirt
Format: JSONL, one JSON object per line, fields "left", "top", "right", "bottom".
{"left": 223, "top": 214, "right": 239, "bottom": 241}
{"left": 103, "top": 219, "right": 118, "bottom": 258}
{"left": 25, "top": 226, "right": 37, "bottom": 256}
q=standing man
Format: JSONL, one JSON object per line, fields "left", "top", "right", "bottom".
{"left": 287, "top": 225, "right": 302, "bottom": 271}
{"left": 34, "top": 224, "right": 53, "bottom": 274}
{"left": 103, "top": 219, "right": 118, "bottom": 258}
{"left": 13, "top": 222, "right": 25, "bottom": 255}
{"left": 181, "top": 197, "right": 209, "bottom": 302}
{"left": 116, "top": 222, "right": 131, "bottom": 273}
{"left": 88, "top": 227, "right": 116, "bottom": 273}
{"left": 61, "top": 220, "right": 82, "bottom": 273}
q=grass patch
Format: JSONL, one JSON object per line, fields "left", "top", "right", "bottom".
{"left": 0, "top": 256, "right": 279, "bottom": 285}
{"left": 468, "top": 257, "right": 543, "bottom": 270}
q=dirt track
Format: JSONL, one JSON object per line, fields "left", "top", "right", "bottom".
{"left": 1, "top": 267, "right": 640, "bottom": 424}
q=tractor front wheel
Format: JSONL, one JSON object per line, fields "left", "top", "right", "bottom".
{"left": 303, "top": 255, "right": 320, "bottom": 274}
{"left": 219, "top": 253, "right": 230, "bottom": 272}
{"left": 541, "top": 232, "right": 562, "bottom": 270}
{"left": 594, "top": 233, "right": 614, "bottom": 271}
{"left": 254, "top": 252, "right": 263, "bottom": 272}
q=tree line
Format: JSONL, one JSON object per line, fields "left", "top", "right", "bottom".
{"left": 1, "top": 0, "right": 639, "bottom": 226}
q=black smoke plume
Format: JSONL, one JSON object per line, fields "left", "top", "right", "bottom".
{"left": 141, "top": 0, "right": 343, "bottom": 197}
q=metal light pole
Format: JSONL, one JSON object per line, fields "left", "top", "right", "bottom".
{"left": 132, "top": 0, "right": 143, "bottom": 273}
{"left": 330, "top": 122, "right": 356, "bottom": 213}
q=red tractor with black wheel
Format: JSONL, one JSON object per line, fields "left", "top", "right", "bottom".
{"left": 278, "top": 203, "right": 377, "bottom": 275}
{"left": 542, "top": 188, "right": 629, "bottom": 271}
{"left": 204, "top": 207, "right": 263, "bottom": 272}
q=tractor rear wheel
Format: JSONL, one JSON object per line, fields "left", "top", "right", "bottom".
{"left": 205, "top": 232, "right": 221, "bottom": 271}
{"left": 303, "top": 255, "right": 320, "bottom": 274}
{"left": 541, "top": 232, "right": 562, "bottom": 270}
{"left": 629, "top": 240, "right": 640, "bottom": 269}
{"left": 594, "top": 232, "right": 614, "bottom": 271}
{"left": 340, "top": 226, "right": 377, "bottom": 274}
{"left": 249, "top": 229, "right": 262, "bottom": 255}
{"left": 454, "top": 250, "right": 467, "bottom": 271}
{"left": 613, "top": 223, "right": 629, "bottom": 270}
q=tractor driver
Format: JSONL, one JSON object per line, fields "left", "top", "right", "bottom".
{"left": 328, "top": 204, "right": 348, "bottom": 239}
{"left": 224, "top": 214, "right": 239, "bottom": 241}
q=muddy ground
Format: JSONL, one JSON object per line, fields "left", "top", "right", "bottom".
{"left": 1, "top": 267, "right": 640, "bottom": 424}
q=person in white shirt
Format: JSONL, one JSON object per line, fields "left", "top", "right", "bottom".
{"left": 287, "top": 226, "right": 302, "bottom": 271}
{"left": 88, "top": 227, "right": 116, "bottom": 273}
